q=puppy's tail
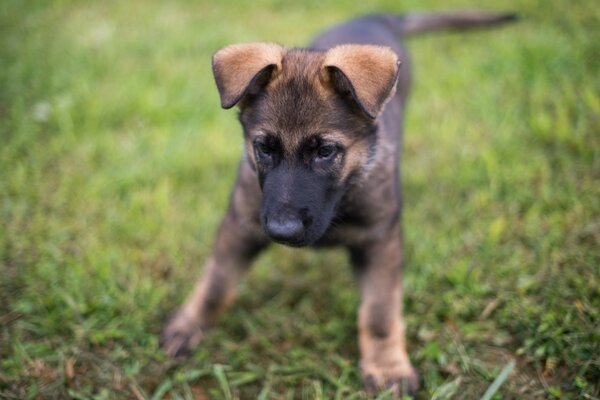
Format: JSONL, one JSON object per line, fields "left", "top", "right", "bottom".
{"left": 384, "top": 11, "right": 518, "bottom": 35}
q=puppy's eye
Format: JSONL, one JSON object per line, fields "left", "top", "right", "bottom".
{"left": 317, "top": 145, "right": 336, "bottom": 159}
{"left": 255, "top": 142, "right": 272, "bottom": 158}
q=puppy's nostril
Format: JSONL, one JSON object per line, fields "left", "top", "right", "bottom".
{"left": 299, "top": 207, "right": 313, "bottom": 227}
{"left": 266, "top": 218, "right": 304, "bottom": 242}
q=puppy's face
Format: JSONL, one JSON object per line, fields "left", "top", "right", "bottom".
{"left": 212, "top": 44, "right": 400, "bottom": 246}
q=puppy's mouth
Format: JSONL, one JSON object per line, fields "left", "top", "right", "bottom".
{"left": 269, "top": 236, "right": 311, "bottom": 248}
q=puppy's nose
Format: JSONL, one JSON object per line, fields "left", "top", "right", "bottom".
{"left": 266, "top": 216, "right": 304, "bottom": 243}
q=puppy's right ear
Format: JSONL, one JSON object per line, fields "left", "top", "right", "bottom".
{"left": 212, "top": 43, "right": 284, "bottom": 109}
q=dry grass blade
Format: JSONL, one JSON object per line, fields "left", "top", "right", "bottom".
{"left": 480, "top": 361, "right": 515, "bottom": 400}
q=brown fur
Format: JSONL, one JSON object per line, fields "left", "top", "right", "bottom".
{"left": 323, "top": 45, "right": 400, "bottom": 118}
{"left": 212, "top": 43, "right": 284, "bottom": 108}
{"left": 162, "top": 11, "right": 516, "bottom": 397}
{"left": 164, "top": 42, "right": 413, "bottom": 394}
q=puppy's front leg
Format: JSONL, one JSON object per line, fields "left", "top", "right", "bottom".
{"left": 162, "top": 207, "right": 266, "bottom": 357}
{"left": 351, "top": 228, "right": 419, "bottom": 396}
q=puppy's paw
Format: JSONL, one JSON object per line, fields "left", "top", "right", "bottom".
{"left": 161, "top": 310, "right": 204, "bottom": 358}
{"left": 361, "top": 360, "right": 420, "bottom": 398}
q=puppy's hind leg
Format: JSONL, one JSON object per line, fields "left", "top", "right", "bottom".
{"left": 162, "top": 208, "right": 267, "bottom": 357}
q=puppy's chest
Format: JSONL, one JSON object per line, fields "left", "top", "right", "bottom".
{"left": 313, "top": 200, "right": 391, "bottom": 247}
{"left": 314, "top": 219, "right": 391, "bottom": 247}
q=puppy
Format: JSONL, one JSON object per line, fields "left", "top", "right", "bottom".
{"left": 162, "top": 11, "right": 516, "bottom": 395}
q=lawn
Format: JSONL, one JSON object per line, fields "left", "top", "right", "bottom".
{"left": 1, "top": 0, "right": 598, "bottom": 399}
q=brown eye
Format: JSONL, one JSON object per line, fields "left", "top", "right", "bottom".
{"left": 255, "top": 142, "right": 272, "bottom": 158}
{"left": 317, "top": 145, "right": 336, "bottom": 159}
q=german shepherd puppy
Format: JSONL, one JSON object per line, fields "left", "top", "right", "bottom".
{"left": 162, "top": 11, "right": 515, "bottom": 395}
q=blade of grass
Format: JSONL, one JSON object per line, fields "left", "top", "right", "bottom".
{"left": 431, "top": 377, "right": 461, "bottom": 400}
{"left": 213, "top": 364, "right": 232, "bottom": 400}
{"left": 151, "top": 378, "right": 173, "bottom": 400}
{"left": 480, "top": 361, "right": 515, "bottom": 400}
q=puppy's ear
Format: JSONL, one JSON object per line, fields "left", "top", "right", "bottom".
{"left": 323, "top": 45, "right": 400, "bottom": 119}
{"left": 212, "top": 43, "right": 285, "bottom": 109}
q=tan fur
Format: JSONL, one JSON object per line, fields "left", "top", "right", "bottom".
{"left": 338, "top": 134, "right": 371, "bottom": 183}
{"left": 253, "top": 50, "right": 330, "bottom": 154}
{"left": 163, "top": 11, "right": 516, "bottom": 396}
{"left": 323, "top": 45, "right": 400, "bottom": 118}
{"left": 165, "top": 40, "right": 413, "bottom": 397}
{"left": 212, "top": 43, "right": 285, "bottom": 108}
{"left": 355, "top": 228, "right": 418, "bottom": 395}
{"left": 231, "top": 48, "right": 376, "bottom": 181}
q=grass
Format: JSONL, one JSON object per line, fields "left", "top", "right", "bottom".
{"left": 1, "top": 0, "right": 598, "bottom": 398}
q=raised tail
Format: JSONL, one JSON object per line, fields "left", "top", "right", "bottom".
{"left": 383, "top": 11, "right": 518, "bottom": 35}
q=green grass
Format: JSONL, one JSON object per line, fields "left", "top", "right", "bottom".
{"left": 1, "top": 0, "right": 598, "bottom": 398}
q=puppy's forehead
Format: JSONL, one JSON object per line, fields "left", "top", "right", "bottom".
{"left": 275, "top": 49, "right": 325, "bottom": 86}
{"left": 251, "top": 50, "right": 331, "bottom": 144}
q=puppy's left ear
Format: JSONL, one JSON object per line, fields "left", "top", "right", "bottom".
{"left": 323, "top": 45, "right": 401, "bottom": 119}
{"left": 212, "top": 43, "right": 285, "bottom": 108}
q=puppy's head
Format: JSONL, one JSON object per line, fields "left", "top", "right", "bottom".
{"left": 212, "top": 43, "right": 400, "bottom": 246}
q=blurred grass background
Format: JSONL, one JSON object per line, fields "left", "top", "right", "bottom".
{"left": 1, "top": 0, "right": 598, "bottom": 398}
